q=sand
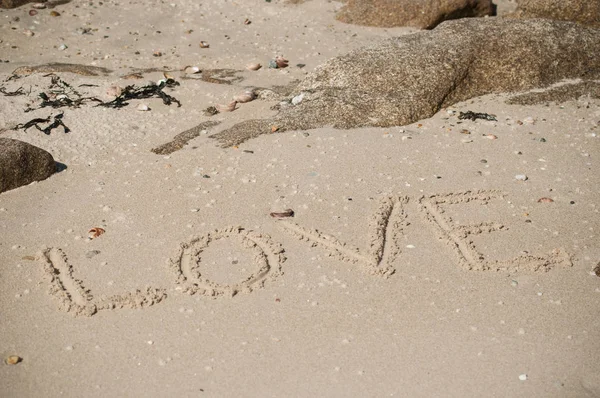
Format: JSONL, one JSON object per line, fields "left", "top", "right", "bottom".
{"left": 1, "top": 0, "right": 599, "bottom": 397}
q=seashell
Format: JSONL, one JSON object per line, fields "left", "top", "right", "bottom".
{"left": 485, "top": 134, "right": 498, "bottom": 140}
{"left": 199, "top": 41, "right": 210, "bottom": 48}
{"left": 244, "top": 18, "right": 251, "bottom": 25}
{"left": 271, "top": 125, "right": 279, "bottom": 133}
{"left": 29, "top": 10, "right": 38, "bottom": 16}
{"left": 137, "top": 104, "right": 149, "bottom": 111}
{"left": 163, "top": 72, "right": 175, "bottom": 80}
{"left": 50, "top": 10, "right": 60, "bottom": 17}
{"left": 23, "top": 29, "right": 34, "bottom": 37}
{"left": 106, "top": 85, "right": 122, "bottom": 97}
{"left": 275, "top": 56, "right": 289, "bottom": 68}
{"left": 153, "top": 50, "right": 162, "bottom": 57}
{"left": 270, "top": 209, "right": 294, "bottom": 219}
{"left": 184, "top": 66, "right": 200, "bottom": 74}
{"left": 32, "top": 3, "right": 47, "bottom": 9}
{"left": 537, "top": 197, "right": 554, "bottom": 203}
{"left": 215, "top": 101, "right": 237, "bottom": 113}
{"left": 88, "top": 227, "right": 105, "bottom": 239}
{"left": 5, "top": 356, "right": 22, "bottom": 365}
{"left": 246, "top": 63, "right": 262, "bottom": 71}
{"left": 515, "top": 174, "right": 528, "bottom": 181}
{"left": 233, "top": 91, "right": 256, "bottom": 103}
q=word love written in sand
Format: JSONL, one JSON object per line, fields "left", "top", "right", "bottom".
{"left": 38, "top": 190, "right": 571, "bottom": 317}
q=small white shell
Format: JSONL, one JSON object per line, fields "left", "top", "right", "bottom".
{"left": 233, "top": 91, "right": 256, "bottom": 103}
{"left": 184, "top": 66, "right": 200, "bottom": 74}
{"left": 215, "top": 101, "right": 237, "bottom": 113}
{"left": 199, "top": 41, "right": 210, "bottom": 48}
{"left": 137, "top": 104, "right": 150, "bottom": 111}
{"left": 32, "top": 3, "right": 47, "bottom": 9}
{"left": 246, "top": 63, "right": 262, "bottom": 71}
{"left": 23, "top": 29, "right": 34, "bottom": 37}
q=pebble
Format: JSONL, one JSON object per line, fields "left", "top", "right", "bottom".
{"left": 137, "top": 104, "right": 149, "bottom": 111}
{"left": 515, "top": 174, "right": 528, "bottom": 181}
{"left": 519, "top": 374, "right": 528, "bottom": 381}
{"left": 5, "top": 356, "right": 22, "bottom": 365}
{"left": 58, "top": 44, "right": 68, "bottom": 51}
{"left": 291, "top": 93, "right": 304, "bottom": 105}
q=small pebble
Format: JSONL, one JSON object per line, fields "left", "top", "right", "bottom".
{"left": 58, "top": 44, "right": 67, "bottom": 51}
{"left": 5, "top": 356, "right": 21, "bottom": 365}
{"left": 519, "top": 374, "right": 528, "bottom": 381}
{"left": 515, "top": 174, "right": 528, "bottom": 181}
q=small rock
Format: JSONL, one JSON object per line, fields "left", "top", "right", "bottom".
{"left": 137, "top": 104, "right": 149, "bottom": 111}
{"left": 5, "top": 356, "right": 21, "bottom": 365}
{"left": 58, "top": 44, "right": 67, "bottom": 51}
{"left": 519, "top": 374, "right": 528, "bottom": 381}
{"left": 515, "top": 174, "right": 528, "bottom": 181}
{"left": 291, "top": 93, "right": 305, "bottom": 105}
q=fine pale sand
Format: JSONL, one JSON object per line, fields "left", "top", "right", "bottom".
{"left": 1, "top": 1, "right": 599, "bottom": 397}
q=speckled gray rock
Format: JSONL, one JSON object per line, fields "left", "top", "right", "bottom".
{"left": 213, "top": 18, "right": 600, "bottom": 147}
{"left": 0, "top": 0, "right": 34, "bottom": 8}
{"left": 513, "top": 0, "right": 600, "bottom": 27}
{"left": 336, "top": 0, "right": 494, "bottom": 29}
{"left": 0, "top": 138, "right": 57, "bottom": 194}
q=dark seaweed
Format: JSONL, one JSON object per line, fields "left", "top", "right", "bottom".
{"left": 458, "top": 111, "right": 497, "bottom": 121}
{"left": 16, "top": 113, "right": 70, "bottom": 135}
{"left": 0, "top": 86, "right": 25, "bottom": 96}
{"left": 98, "top": 79, "right": 181, "bottom": 109}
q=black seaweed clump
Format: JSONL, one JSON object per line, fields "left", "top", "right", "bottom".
{"left": 458, "top": 111, "right": 497, "bottom": 121}
{"left": 98, "top": 78, "right": 181, "bottom": 109}
{"left": 16, "top": 113, "right": 70, "bottom": 135}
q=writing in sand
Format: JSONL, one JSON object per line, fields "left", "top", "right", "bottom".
{"left": 37, "top": 190, "right": 571, "bottom": 317}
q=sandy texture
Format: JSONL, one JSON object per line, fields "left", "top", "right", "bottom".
{"left": 336, "top": 0, "right": 494, "bottom": 29}
{"left": 1, "top": 1, "right": 599, "bottom": 397}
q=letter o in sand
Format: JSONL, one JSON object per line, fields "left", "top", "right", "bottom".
{"left": 168, "top": 227, "right": 285, "bottom": 297}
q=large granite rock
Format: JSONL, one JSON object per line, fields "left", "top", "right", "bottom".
{"left": 336, "top": 0, "right": 494, "bottom": 29}
{"left": 0, "top": 0, "right": 34, "bottom": 8}
{"left": 213, "top": 18, "right": 600, "bottom": 147}
{"left": 513, "top": 0, "right": 600, "bottom": 27}
{"left": 0, "top": 138, "right": 57, "bottom": 194}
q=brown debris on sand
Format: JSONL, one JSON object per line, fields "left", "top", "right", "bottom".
{"left": 151, "top": 121, "right": 221, "bottom": 155}
{"left": 336, "top": 0, "right": 494, "bottom": 29}
{"left": 212, "top": 18, "right": 600, "bottom": 147}
{"left": 11, "top": 63, "right": 113, "bottom": 77}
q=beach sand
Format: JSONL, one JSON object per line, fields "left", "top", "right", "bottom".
{"left": 1, "top": 0, "right": 599, "bottom": 396}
